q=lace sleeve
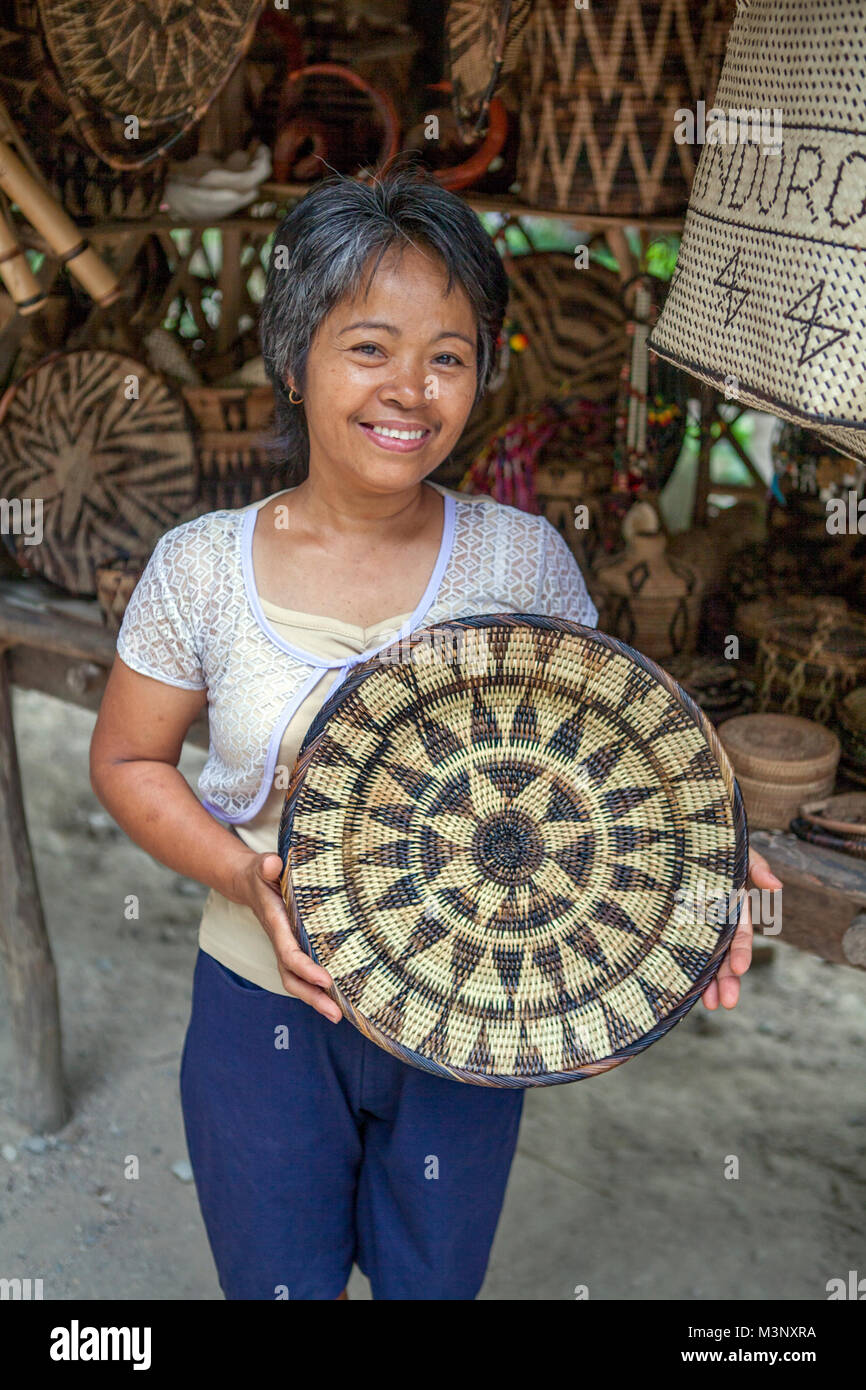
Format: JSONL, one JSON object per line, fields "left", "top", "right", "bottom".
{"left": 535, "top": 517, "right": 599, "bottom": 627}
{"left": 116, "top": 529, "right": 207, "bottom": 689}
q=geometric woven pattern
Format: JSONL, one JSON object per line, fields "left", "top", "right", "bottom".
{"left": 279, "top": 615, "right": 748, "bottom": 1087}
{"left": 649, "top": 0, "right": 866, "bottom": 459}
{"left": 37, "top": 0, "right": 265, "bottom": 127}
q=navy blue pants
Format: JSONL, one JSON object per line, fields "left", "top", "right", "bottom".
{"left": 179, "top": 950, "right": 525, "bottom": 1300}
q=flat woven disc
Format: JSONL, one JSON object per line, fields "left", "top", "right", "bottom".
{"left": 279, "top": 615, "right": 749, "bottom": 1087}
{"left": 0, "top": 350, "right": 197, "bottom": 593}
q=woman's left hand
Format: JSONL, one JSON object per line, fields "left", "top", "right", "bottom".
{"left": 701, "top": 846, "right": 782, "bottom": 1011}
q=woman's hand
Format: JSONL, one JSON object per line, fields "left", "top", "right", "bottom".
{"left": 234, "top": 851, "right": 342, "bottom": 1023}
{"left": 701, "top": 846, "right": 782, "bottom": 1011}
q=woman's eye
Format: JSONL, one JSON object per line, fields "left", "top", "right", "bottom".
{"left": 433, "top": 353, "right": 463, "bottom": 366}
{"left": 352, "top": 342, "right": 384, "bottom": 356}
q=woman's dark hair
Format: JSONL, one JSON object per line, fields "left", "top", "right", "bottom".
{"left": 259, "top": 161, "right": 509, "bottom": 483}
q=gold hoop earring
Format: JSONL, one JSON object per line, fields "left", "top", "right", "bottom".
{"left": 288, "top": 387, "right": 303, "bottom": 405}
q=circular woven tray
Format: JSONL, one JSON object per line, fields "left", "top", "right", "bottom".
{"left": 278, "top": 615, "right": 749, "bottom": 1087}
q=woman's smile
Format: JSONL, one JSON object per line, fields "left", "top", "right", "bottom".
{"left": 357, "top": 418, "right": 434, "bottom": 453}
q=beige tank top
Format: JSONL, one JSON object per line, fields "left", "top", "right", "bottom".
{"left": 197, "top": 600, "right": 411, "bottom": 994}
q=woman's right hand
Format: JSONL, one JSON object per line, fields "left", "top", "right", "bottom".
{"left": 233, "top": 851, "right": 342, "bottom": 1022}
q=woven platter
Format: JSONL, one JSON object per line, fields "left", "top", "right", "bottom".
{"left": 278, "top": 615, "right": 749, "bottom": 1087}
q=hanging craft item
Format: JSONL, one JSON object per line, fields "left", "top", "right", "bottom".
{"left": 768, "top": 421, "right": 865, "bottom": 601}
{"left": 459, "top": 396, "right": 607, "bottom": 510}
{"left": 591, "top": 499, "right": 704, "bottom": 662}
{"left": 35, "top": 0, "right": 267, "bottom": 169}
{"left": 515, "top": 0, "right": 731, "bottom": 215}
{"left": 0, "top": 350, "right": 197, "bottom": 593}
{"left": 649, "top": 0, "right": 866, "bottom": 461}
{"left": 0, "top": 3, "right": 166, "bottom": 217}
{"left": 278, "top": 614, "right": 748, "bottom": 1087}
{"left": 272, "top": 64, "right": 400, "bottom": 183}
{"left": 445, "top": 0, "right": 533, "bottom": 140}
{"left": 451, "top": 250, "right": 629, "bottom": 478}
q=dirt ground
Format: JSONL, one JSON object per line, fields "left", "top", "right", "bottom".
{"left": 1, "top": 687, "right": 864, "bottom": 1301}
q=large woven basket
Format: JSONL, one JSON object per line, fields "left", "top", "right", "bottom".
{"left": 278, "top": 614, "right": 748, "bottom": 1087}
{"left": 735, "top": 596, "right": 847, "bottom": 676}
{"left": 648, "top": 0, "right": 866, "bottom": 461}
{"left": 756, "top": 605, "right": 866, "bottom": 725}
{"left": 515, "top": 0, "right": 732, "bottom": 215}
{"left": 591, "top": 524, "right": 703, "bottom": 663}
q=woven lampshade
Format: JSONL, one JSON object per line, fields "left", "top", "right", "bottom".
{"left": 278, "top": 615, "right": 749, "bottom": 1087}
{"left": 648, "top": 0, "right": 866, "bottom": 460}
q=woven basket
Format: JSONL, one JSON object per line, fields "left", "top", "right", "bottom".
{"left": 718, "top": 712, "right": 840, "bottom": 783}
{"left": 734, "top": 771, "right": 838, "bottom": 832}
{"left": 516, "top": 0, "right": 731, "bottom": 215}
{"left": 0, "top": 2, "right": 166, "bottom": 216}
{"left": 756, "top": 605, "right": 866, "bottom": 725}
{"left": 648, "top": 0, "right": 866, "bottom": 461}
{"left": 735, "top": 596, "right": 846, "bottom": 675}
{"left": 278, "top": 614, "right": 748, "bottom": 1087}
{"left": 0, "top": 349, "right": 198, "bottom": 595}
{"left": 182, "top": 385, "right": 276, "bottom": 511}
{"left": 664, "top": 656, "right": 755, "bottom": 725}
{"left": 718, "top": 713, "right": 839, "bottom": 830}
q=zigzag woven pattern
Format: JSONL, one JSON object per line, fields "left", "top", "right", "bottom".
{"left": 279, "top": 615, "right": 748, "bottom": 1087}
{"left": 517, "top": 0, "right": 727, "bottom": 214}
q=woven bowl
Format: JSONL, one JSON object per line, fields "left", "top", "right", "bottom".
{"left": 278, "top": 614, "right": 749, "bottom": 1087}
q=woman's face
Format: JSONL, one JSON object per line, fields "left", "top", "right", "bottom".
{"left": 291, "top": 243, "right": 479, "bottom": 494}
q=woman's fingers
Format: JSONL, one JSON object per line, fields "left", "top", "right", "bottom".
{"left": 748, "top": 846, "right": 782, "bottom": 890}
{"left": 280, "top": 969, "right": 343, "bottom": 1022}
{"left": 729, "top": 885, "right": 753, "bottom": 977}
{"left": 701, "top": 975, "right": 719, "bottom": 1011}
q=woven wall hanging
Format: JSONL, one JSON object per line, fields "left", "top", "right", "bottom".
{"left": 648, "top": 0, "right": 866, "bottom": 460}
{"left": 36, "top": 0, "right": 266, "bottom": 168}
{"left": 278, "top": 615, "right": 749, "bottom": 1087}
{"left": 0, "top": 349, "right": 197, "bottom": 592}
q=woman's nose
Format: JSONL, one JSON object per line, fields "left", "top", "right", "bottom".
{"left": 378, "top": 359, "right": 429, "bottom": 407}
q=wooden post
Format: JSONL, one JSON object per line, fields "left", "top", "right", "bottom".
{"left": 0, "top": 646, "right": 68, "bottom": 1132}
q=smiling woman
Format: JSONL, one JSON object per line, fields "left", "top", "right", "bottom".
{"left": 90, "top": 163, "right": 605, "bottom": 1304}
{"left": 259, "top": 164, "right": 508, "bottom": 486}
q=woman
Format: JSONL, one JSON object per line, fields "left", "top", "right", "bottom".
{"left": 90, "top": 166, "right": 778, "bottom": 1301}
